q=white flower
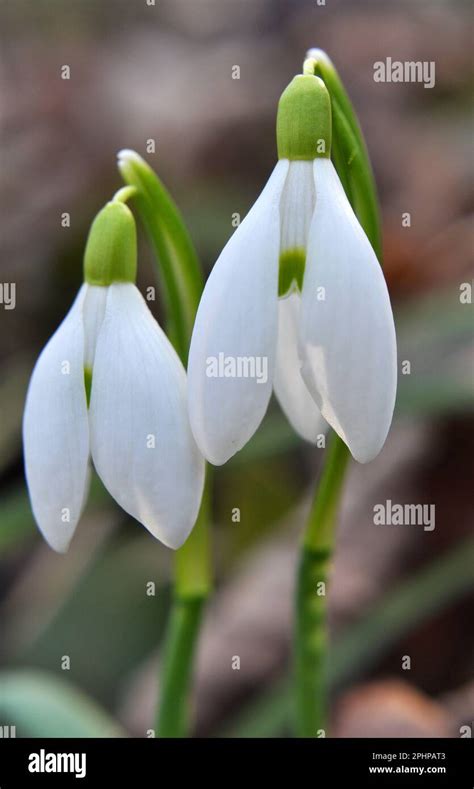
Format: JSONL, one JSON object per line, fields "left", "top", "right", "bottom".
{"left": 187, "top": 76, "right": 397, "bottom": 466}
{"left": 23, "top": 203, "right": 204, "bottom": 553}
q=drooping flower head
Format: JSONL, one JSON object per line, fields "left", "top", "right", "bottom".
{"left": 188, "top": 69, "right": 397, "bottom": 464}
{"left": 23, "top": 194, "right": 204, "bottom": 552}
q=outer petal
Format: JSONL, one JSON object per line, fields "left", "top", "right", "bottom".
{"left": 89, "top": 284, "right": 205, "bottom": 550}
{"left": 273, "top": 292, "right": 327, "bottom": 443}
{"left": 188, "top": 159, "right": 289, "bottom": 465}
{"left": 23, "top": 285, "right": 90, "bottom": 552}
{"left": 299, "top": 159, "right": 397, "bottom": 463}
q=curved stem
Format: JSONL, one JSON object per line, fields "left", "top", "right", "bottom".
{"left": 306, "top": 48, "right": 382, "bottom": 258}
{"left": 294, "top": 50, "right": 383, "bottom": 737}
{"left": 118, "top": 150, "right": 203, "bottom": 364}
{"left": 119, "top": 150, "right": 211, "bottom": 738}
{"left": 112, "top": 185, "right": 138, "bottom": 205}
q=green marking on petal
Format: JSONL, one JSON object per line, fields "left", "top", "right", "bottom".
{"left": 278, "top": 248, "right": 306, "bottom": 297}
{"left": 84, "top": 366, "right": 92, "bottom": 408}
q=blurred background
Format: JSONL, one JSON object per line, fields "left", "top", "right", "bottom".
{"left": 0, "top": 0, "right": 473, "bottom": 738}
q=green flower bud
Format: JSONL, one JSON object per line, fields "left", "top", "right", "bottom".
{"left": 276, "top": 74, "right": 332, "bottom": 161}
{"left": 84, "top": 200, "right": 137, "bottom": 286}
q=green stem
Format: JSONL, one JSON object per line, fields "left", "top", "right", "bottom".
{"left": 175, "top": 469, "right": 212, "bottom": 600}
{"left": 156, "top": 476, "right": 211, "bottom": 737}
{"left": 294, "top": 51, "right": 383, "bottom": 737}
{"left": 112, "top": 185, "right": 138, "bottom": 204}
{"left": 304, "top": 436, "right": 351, "bottom": 553}
{"left": 295, "top": 436, "right": 349, "bottom": 736}
{"left": 155, "top": 599, "right": 205, "bottom": 737}
{"left": 119, "top": 150, "right": 211, "bottom": 738}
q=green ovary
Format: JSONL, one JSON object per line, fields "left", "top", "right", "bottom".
{"left": 278, "top": 248, "right": 306, "bottom": 297}
{"left": 84, "top": 201, "right": 137, "bottom": 286}
{"left": 276, "top": 75, "right": 332, "bottom": 161}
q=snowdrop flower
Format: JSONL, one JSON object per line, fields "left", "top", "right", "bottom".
{"left": 188, "top": 73, "right": 397, "bottom": 465}
{"left": 23, "top": 197, "right": 204, "bottom": 553}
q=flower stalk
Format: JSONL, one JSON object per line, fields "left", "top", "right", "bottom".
{"left": 156, "top": 475, "right": 211, "bottom": 736}
{"left": 294, "top": 51, "right": 384, "bottom": 737}
{"left": 118, "top": 150, "right": 211, "bottom": 738}
{"left": 295, "top": 435, "right": 349, "bottom": 735}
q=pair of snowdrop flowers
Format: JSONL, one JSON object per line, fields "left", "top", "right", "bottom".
{"left": 24, "top": 72, "right": 397, "bottom": 554}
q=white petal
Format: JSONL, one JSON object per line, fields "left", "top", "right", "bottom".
{"left": 89, "top": 284, "right": 205, "bottom": 550}
{"left": 187, "top": 159, "right": 289, "bottom": 465}
{"left": 23, "top": 285, "right": 90, "bottom": 552}
{"left": 274, "top": 292, "right": 327, "bottom": 443}
{"left": 299, "top": 159, "right": 397, "bottom": 463}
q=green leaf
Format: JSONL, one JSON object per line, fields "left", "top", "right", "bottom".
{"left": 0, "top": 670, "right": 126, "bottom": 737}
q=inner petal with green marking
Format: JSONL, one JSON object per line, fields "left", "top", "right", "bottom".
{"left": 278, "top": 160, "right": 315, "bottom": 297}
{"left": 82, "top": 284, "right": 108, "bottom": 408}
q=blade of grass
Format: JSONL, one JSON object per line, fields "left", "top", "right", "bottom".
{"left": 0, "top": 669, "right": 126, "bottom": 737}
